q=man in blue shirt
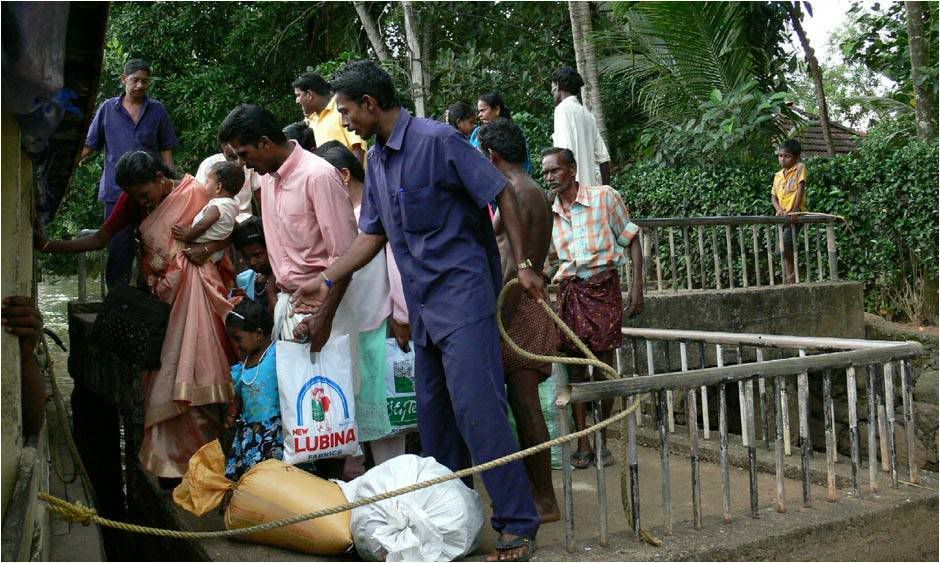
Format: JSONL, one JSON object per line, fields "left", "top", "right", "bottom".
{"left": 291, "top": 60, "right": 544, "bottom": 561}
{"left": 81, "top": 58, "right": 179, "bottom": 287}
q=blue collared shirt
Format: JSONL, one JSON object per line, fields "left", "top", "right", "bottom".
{"left": 359, "top": 109, "right": 509, "bottom": 346}
{"left": 85, "top": 95, "right": 179, "bottom": 202}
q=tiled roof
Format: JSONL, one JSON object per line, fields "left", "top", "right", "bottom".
{"left": 778, "top": 107, "right": 865, "bottom": 156}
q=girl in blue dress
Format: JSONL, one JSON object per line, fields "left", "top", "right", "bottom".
{"left": 224, "top": 299, "right": 282, "bottom": 480}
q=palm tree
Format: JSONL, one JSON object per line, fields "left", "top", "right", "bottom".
{"left": 787, "top": 2, "right": 836, "bottom": 155}
{"left": 402, "top": 0, "right": 427, "bottom": 117}
{"left": 598, "top": 2, "right": 791, "bottom": 127}
{"left": 905, "top": 1, "right": 938, "bottom": 139}
{"left": 569, "top": 1, "right": 608, "bottom": 144}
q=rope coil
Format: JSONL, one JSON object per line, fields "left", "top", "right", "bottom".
{"left": 39, "top": 279, "right": 659, "bottom": 545}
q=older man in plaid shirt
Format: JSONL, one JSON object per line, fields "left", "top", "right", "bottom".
{"left": 542, "top": 147, "right": 643, "bottom": 469}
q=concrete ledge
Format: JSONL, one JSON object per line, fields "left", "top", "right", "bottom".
{"left": 624, "top": 281, "right": 865, "bottom": 339}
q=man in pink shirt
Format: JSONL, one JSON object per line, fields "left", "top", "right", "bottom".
{"left": 218, "top": 104, "right": 358, "bottom": 350}
{"left": 219, "top": 104, "right": 358, "bottom": 480}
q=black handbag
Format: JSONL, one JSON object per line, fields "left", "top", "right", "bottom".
{"left": 91, "top": 284, "right": 170, "bottom": 370}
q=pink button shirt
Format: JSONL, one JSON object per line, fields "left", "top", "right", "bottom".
{"left": 260, "top": 142, "right": 358, "bottom": 292}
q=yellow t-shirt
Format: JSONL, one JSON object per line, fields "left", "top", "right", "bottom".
{"left": 772, "top": 162, "right": 808, "bottom": 213}
{"left": 307, "top": 96, "right": 367, "bottom": 158}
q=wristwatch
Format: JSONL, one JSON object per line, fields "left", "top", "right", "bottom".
{"left": 517, "top": 258, "right": 533, "bottom": 271}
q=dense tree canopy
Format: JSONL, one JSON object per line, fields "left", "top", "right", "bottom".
{"left": 45, "top": 1, "right": 938, "bottom": 323}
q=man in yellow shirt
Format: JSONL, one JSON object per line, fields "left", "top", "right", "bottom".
{"left": 771, "top": 139, "right": 807, "bottom": 283}
{"left": 293, "top": 72, "right": 367, "bottom": 162}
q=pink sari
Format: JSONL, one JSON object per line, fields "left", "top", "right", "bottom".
{"left": 136, "top": 175, "right": 236, "bottom": 478}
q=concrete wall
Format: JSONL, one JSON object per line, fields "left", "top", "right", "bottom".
{"left": 624, "top": 281, "right": 865, "bottom": 338}
{"left": 1, "top": 117, "right": 34, "bottom": 518}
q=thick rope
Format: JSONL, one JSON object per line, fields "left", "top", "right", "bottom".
{"left": 39, "top": 279, "right": 657, "bottom": 545}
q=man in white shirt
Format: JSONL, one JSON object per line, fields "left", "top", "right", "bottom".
{"left": 551, "top": 66, "right": 611, "bottom": 188}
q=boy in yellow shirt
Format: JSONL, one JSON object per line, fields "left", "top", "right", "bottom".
{"left": 771, "top": 139, "right": 807, "bottom": 283}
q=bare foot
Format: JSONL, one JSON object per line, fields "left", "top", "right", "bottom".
{"left": 485, "top": 533, "right": 535, "bottom": 562}
{"left": 537, "top": 499, "right": 561, "bottom": 523}
{"left": 538, "top": 505, "right": 561, "bottom": 524}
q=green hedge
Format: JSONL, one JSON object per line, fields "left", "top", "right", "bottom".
{"left": 613, "top": 131, "right": 939, "bottom": 318}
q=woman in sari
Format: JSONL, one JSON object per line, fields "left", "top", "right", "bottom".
{"left": 39, "top": 151, "right": 235, "bottom": 484}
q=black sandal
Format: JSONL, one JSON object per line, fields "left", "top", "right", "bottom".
{"left": 570, "top": 450, "right": 593, "bottom": 469}
{"left": 493, "top": 535, "right": 536, "bottom": 562}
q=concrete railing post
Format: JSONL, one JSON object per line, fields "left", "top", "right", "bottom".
{"left": 826, "top": 222, "right": 839, "bottom": 281}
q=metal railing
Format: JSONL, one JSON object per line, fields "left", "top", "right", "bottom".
{"left": 621, "top": 215, "right": 841, "bottom": 292}
{"left": 76, "top": 230, "right": 106, "bottom": 302}
{"left": 555, "top": 327, "right": 923, "bottom": 551}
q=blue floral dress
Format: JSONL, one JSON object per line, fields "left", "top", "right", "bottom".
{"left": 226, "top": 344, "right": 283, "bottom": 480}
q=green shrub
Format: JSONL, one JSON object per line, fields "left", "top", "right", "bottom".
{"left": 614, "top": 127, "right": 939, "bottom": 319}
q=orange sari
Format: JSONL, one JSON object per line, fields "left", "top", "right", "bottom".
{"left": 136, "top": 175, "right": 237, "bottom": 478}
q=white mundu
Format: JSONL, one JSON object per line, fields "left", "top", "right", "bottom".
{"left": 552, "top": 94, "right": 610, "bottom": 188}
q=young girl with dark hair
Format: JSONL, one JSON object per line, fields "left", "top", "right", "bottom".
{"left": 224, "top": 299, "right": 281, "bottom": 480}
{"left": 445, "top": 101, "right": 476, "bottom": 138}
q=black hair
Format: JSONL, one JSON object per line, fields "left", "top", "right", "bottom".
{"left": 225, "top": 298, "right": 273, "bottom": 336}
{"left": 446, "top": 102, "right": 475, "bottom": 129}
{"left": 232, "top": 216, "right": 265, "bottom": 249}
{"left": 208, "top": 161, "right": 245, "bottom": 196}
{"left": 478, "top": 92, "right": 512, "bottom": 120}
{"left": 123, "top": 58, "right": 151, "bottom": 76}
{"left": 218, "top": 104, "right": 287, "bottom": 147}
{"left": 478, "top": 118, "right": 528, "bottom": 165}
{"left": 315, "top": 140, "right": 365, "bottom": 183}
{"left": 283, "top": 121, "right": 317, "bottom": 151}
{"left": 292, "top": 72, "right": 331, "bottom": 96}
{"left": 541, "top": 147, "right": 577, "bottom": 168}
{"left": 777, "top": 139, "right": 802, "bottom": 156}
{"left": 114, "top": 150, "right": 178, "bottom": 190}
{"left": 552, "top": 66, "right": 584, "bottom": 95}
{"left": 330, "top": 60, "right": 399, "bottom": 110}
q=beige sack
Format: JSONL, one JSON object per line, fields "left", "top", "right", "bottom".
{"left": 226, "top": 459, "right": 353, "bottom": 555}
{"left": 174, "top": 440, "right": 353, "bottom": 555}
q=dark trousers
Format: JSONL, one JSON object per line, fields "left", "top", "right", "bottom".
{"left": 104, "top": 200, "right": 135, "bottom": 289}
{"left": 414, "top": 316, "right": 540, "bottom": 538}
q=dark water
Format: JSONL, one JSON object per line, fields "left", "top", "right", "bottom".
{"left": 37, "top": 275, "right": 94, "bottom": 397}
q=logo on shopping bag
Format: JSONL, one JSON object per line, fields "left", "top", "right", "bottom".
{"left": 293, "top": 375, "right": 357, "bottom": 453}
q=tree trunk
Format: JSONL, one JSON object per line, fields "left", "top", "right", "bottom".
{"left": 568, "top": 1, "right": 592, "bottom": 108}
{"left": 402, "top": 0, "right": 426, "bottom": 117}
{"left": 572, "top": 1, "right": 608, "bottom": 145}
{"left": 421, "top": 18, "right": 433, "bottom": 112}
{"left": 788, "top": 3, "right": 836, "bottom": 156}
{"left": 353, "top": 1, "right": 390, "bottom": 62}
{"left": 905, "top": 1, "right": 938, "bottom": 139}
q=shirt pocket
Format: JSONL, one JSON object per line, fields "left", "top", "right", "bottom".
{"left": 398, "top": 184, "right": 452, "bottom": 233}
{"left": 283, "top": 212, "right": 318, "bottom": 247}
{"left": 136, "top": 127, "right": 159, "bottom": 151}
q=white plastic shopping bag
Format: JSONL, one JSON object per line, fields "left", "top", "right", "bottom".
{"left": 347, "top": 454, "right": 484, "bottom": 562}
{"left": 384, "top": 338, "right": 418, "bottom": 433}
{"left": 277, "top": 334, "right": 361, "bottom": 464}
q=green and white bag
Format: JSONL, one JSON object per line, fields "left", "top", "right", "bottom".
{"left": 384, "top": 338, "right": 418, "bottom": 433}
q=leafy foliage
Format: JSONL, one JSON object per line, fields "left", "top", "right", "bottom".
{"left": 637, "top": 81, "right": 792, "bottom": 165}
{"left": 616, "top": 120, "right": 939, "bottom": 318}
{"left": 598, "top": 1, "right": 795, "bottom": 163}
{"left": 839, "top": 1, "right": 939, "bottom": 111}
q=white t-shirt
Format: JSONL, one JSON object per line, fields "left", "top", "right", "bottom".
{"left": 351, "top": 204, "right": 392, "bottom": 332}
{"left": 552, "top": 95, "right": 610, "bottom": 188}
{"left": 193, "top": 197, "right": 239, "bottom": 244}
{"left": 195, "top": 153, "right": 262, "bottom": 223}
